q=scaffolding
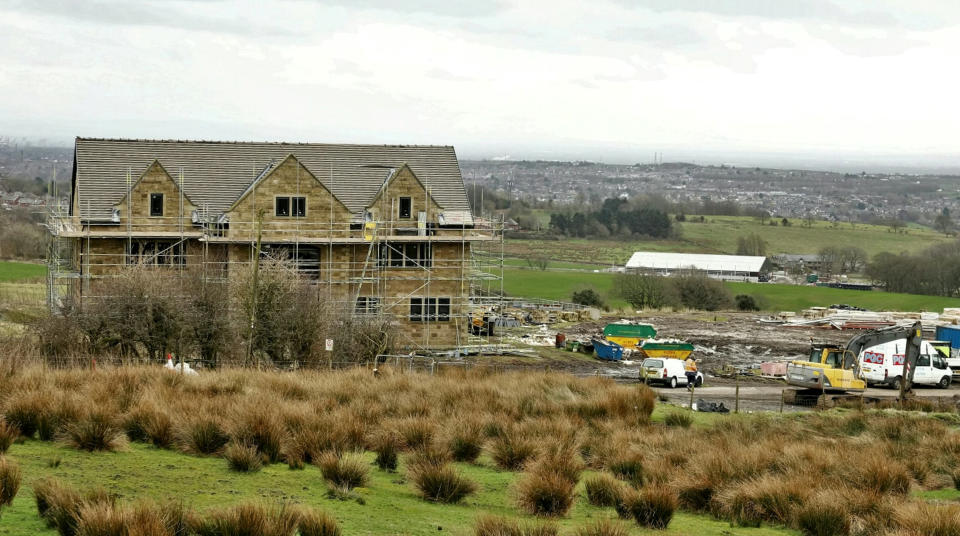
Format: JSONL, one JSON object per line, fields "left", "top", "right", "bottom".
{"left": 45, "top": 170, "right": 506, "bottom": 355}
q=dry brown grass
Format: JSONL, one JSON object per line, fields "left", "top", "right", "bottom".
{"left": 9, "top": 366, "right": 960, "bottom": 532}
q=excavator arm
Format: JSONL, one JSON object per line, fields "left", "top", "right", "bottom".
{"left": 842, "top": 321, "right": 923, "bottom": 400}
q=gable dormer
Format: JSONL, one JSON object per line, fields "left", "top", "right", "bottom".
{"left": 367, "top": 164, "right": 443, "bottom": 225}
{"left": 112, "top": 160, "right": 197, "bottom": 228}
{"left": 224, "top": 154, "right": 352, "bottom": 240}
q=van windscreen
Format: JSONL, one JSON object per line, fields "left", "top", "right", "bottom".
{"left": 644, "top": 359, "right": 663, "bottom": 368}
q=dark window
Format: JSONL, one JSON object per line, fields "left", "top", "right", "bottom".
{"left": 150, "top": 193, "right": 163, "bottom": 217}
{"left": 275, "top": 197, "right": 290, "bottom": 217}
{"left": 410, "top": 298, "right": 423, "bottom": 322}
{"left": 410, "top": 297, "right": 450, "bottom": 322}
{"left": 261, "top": 245, "right": 320, "bottom": 279}
{"left": 399, "top": 197, "right": 412, "bottom": 219}
{"left": 356, "top": 297, "right": 381, "bottom": 315}
{"left": 292, "top": 197, "right": 306, "bottom": 217}
{"left": 126, "top": 240, "right": 184, "bottom": 266}
{"left": 378, "top": 242, "right": 432, "bottom": 268}
{"left": 918, "top": 355, "right": 931, "bottom": 367}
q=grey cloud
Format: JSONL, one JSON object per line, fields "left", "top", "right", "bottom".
{"left": 607, "top": 24, "right": 705, "bottom": 47}
{"left": 2, "top": 0, "right": 293, "bottom": 36}
{"left": 311, "top": 0, "right": 506, "bottom": 18}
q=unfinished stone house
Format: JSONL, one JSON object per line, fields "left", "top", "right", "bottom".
{"left": 49, "top": 137, "right": 500, "bottom": 350}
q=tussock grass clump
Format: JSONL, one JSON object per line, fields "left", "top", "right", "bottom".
{"left": 474, "top": 514, "right": 558, "bottom": 536}
{"left": 316, "top": 452, "right": 369, "bottom": 490}
{"left": 394, "top": 417, "right": 435, "bottom": 450}
{"left": 515, "top": 470, "right": 576, "bottom": 517}
{"left": 664, "top": 410, "right": 693, "bottom": 428}
{"left": 369, "top": 430, "right": 401, "bottom": 471}
{"left": 194, "top": 502, "right": 301, "bottom": 536}
{"left": 952, "top": 469, "right": 960, "bottom": 491}
{"left": 795, "top": 494, "right": 851, "bottom": 536}
{"left": 123, "top": 401, "right": 174, "bottom": 448}
{"left": 894, "top": 502, "right": 960, "bottom": 536}
{"left": 408, "top": 462, "right": 478, "bottom": 504}
{"left": 0, "top": 456, "right": 22, "bottom": 509}
{"left": 584, "top": 472, "right": 625, "bottom": 507}
{"left": 627, "top": 485, "right": 677, "bottom": 530}
{"left": 224, "top": 442, "right": 262, "bottom": 473}
{"left": 607, "top": 449, "right": 644, "bottom": 486}
{"left": 178, "top": 417, "right": 230, "bottom": 455}
{"left": 34, "top": 479, "right": 115, "bottom": 536}
{"left": 0, "top": 419, "right": 17, "bottom": 454}
{"left": 574, "top": 519, "right": 630, "bottom": 536}
{"left": 75, "top": 501, "right": 127, "bottom": 536}
{"left": 712, "top": 475, "right": 809, "bottom": 527}
{"left": 3, "top": 390, "right": 49, "bottom": 438}
{"left": 490, "top": 432, "right": 538, "bottom": 471}
{"left": 298, "top": 508, "right": 341, "bottom": 536}
{"left": 445, "top": 420, "right": 485, "bottom": 463}
{"left": 854, "top": 458, "right": 912, "bottom": 495}
{"left": 230, "top": 406, "right": 285, "bottom": 464}
{"left": 63, "top": 411, "right": 127, "bottom": 452}
{"left": 408, "top": 444, "right": 453, "bottom": 469}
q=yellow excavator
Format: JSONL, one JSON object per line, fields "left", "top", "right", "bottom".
{"left": 784, "top": 321, "right": 923, "bottom": 405}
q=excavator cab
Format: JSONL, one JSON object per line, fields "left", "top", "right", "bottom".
{"left": 787, "top": 344, "right": 866, "bottom": 392}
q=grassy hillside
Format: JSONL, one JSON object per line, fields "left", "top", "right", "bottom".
{"left": 0, "top": 261, "right": 46, "bottom": 282}
{"left": 500, "top": 267, "right": 960, "bottom": 312}
{"left": 504, "top": 216, "right": 953, "bottom": 265}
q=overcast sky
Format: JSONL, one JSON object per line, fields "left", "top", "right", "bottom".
{"left": 2, "top": 0, "right": 959, "bottom": 168}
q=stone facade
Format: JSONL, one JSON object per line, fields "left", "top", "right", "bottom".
{"left": 69, "top": 154, "right": 480, "bottom": 350}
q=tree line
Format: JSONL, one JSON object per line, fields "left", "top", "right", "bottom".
{"left": 549, "top": 198, "right": 674, "bottom": 239}
{"left": 866, "top": 241, "right": 960, "bottom": 297}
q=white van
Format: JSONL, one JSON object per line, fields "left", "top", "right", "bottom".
{"left": 858, "top": 340, "right": 952, "bottom": 389}
{"left": 640, "top": 358, "right": 704, "bottom": 388}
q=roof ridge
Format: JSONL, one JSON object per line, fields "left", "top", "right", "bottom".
{"left": 75, "top": 136, "right": 454, "bottom": 149}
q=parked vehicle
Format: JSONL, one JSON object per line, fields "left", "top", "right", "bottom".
{"left": 640, "top": 357, "right": 703, "bottom": 388}
{"left": 934, "top": 325, "right": 960, "bottom": 377}
{"left": 858, "top": 340, "right": 952, "bottom": 389}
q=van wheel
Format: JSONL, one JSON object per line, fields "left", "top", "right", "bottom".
{"left": 891, "top": 376, "right": 903, "bottom": 391}
{"left": 695, "top": 376, "right": 703, "bottom": 387}
{"left": 669, "top": 377, "right": 678, "bottom": 389}
{"left": 939, "top": 376, "right": 951, "bottom": 389}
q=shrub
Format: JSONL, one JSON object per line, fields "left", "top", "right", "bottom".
{"left": 63, "top": 412, "right": 127, "bottom": 452}
{"left": 224, "top": 442, "right": 262, "bottom": 473}
{"left": 0, "top": 457, "right": 22, "bottom": 509}
{"left": 734, "top": 294, "right": 759, "bottom": 311}
{"left": 584, "top": 472, "right": 625, "bottom": 507}
{"left": 178, "top": 417, "right": 230, "bottom": 455}
{"left": 0, "top": 419, "right": 17, "bottom": 454}
{"left": 574, "top": 519, "right": 629, "bottom": 536}
{"left": 408, "top": 462, "right": 478, "bottom": 504}
{"left": 515, "top": 470, "right": 576, "bottom": 517}
{"left": 298, "top": 508, "right": 341, "bottom": 536}
{"left": 369, "top": 430, "right": 401, "bottom": 471}
{"left": 795, "top": 496, "right": 850, "bottom": 536}
{"left": 628, "top": 486, "right": 677, "bottom": 529}
{"left": 672, "top": 270, "right": 732, "bottom": 311}
{"left": 607, "top": 449, "right": 644, "bottom": 486}
{"left": 572, "top": 289, "right": 604, "bottom": 308}
{"left": 194, "top": 502, "right": 301, "bottom": 536}
{"left": 664, "top": 411, "right": 693, "bottom": 428}
{"left": 316, "top": 452, "right": 369, "bottom": 490}
{"left": 490, "top": 434, "right": 538, "bottom": 470}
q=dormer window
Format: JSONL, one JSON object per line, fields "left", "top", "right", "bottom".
{"left": 149, "top": 193, "right": 163, "bottom": 217}
{"left": 399, "top": 197, "right": 412, "bottom": 219}
{"left": 276, "top": 196, "right": 306, "bottom": 217}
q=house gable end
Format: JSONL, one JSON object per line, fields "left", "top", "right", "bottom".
{"left": 113, "top": 160, "right": 197, "bottom": 223}
{"left": 367, "top": 164, "right": 444, "bottom": 222}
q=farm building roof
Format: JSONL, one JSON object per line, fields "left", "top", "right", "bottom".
{"left": 71, "top": 137, "right": 470, "bottom": 222}
{"left": 625, "top": 252, "right": 767, "bottom": 273}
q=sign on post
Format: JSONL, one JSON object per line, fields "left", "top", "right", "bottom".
{"left": 325, "top": 339, "right": 334, "bottom": 352}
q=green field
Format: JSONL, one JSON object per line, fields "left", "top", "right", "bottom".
{"left": 505, "top": 216, "right": 953, "bottom": 265}
{"left": 500, "top": 268, "right": 960, "bottom": 312}
{"left": 0, "top": 261, "right": 46, "bottom": 282}
{"left": 0, "top": 437, "right": 793, "bottom": 536}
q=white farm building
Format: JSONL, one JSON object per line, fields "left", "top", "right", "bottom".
{"left": 625, "top": 252, "right": 768, "bottom": 282}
